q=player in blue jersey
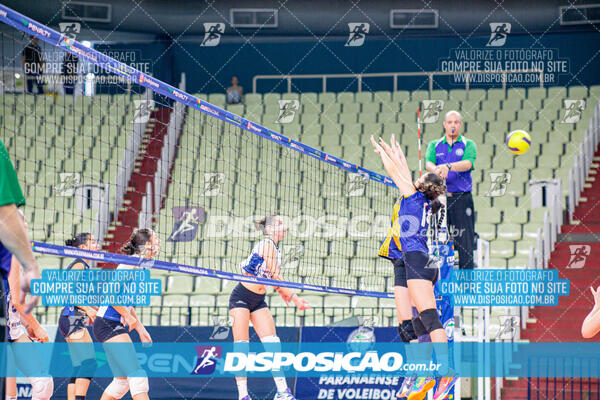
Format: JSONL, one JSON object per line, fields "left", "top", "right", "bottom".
{"left": 229, "top": 215, "right": 310, "bottom": 400}
{"left": 59, "top": 233, "right": 99, "bottom": 400}
{"left": 371, "top": 135, "right": 456, "bottom": 400}
{"left": 378, "top": 199, "right": 423, "bottom": 398}
{"left": 93, "top": 229, "right": 158, "bottom": 400}
{"left": 4, "top": 211, "right": 52, "bottom": 400}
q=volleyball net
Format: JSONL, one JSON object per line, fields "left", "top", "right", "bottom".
{"left": 0, "top": 4, "right": 430, "bottom": 298}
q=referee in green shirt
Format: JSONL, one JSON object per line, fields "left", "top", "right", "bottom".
{"left": 0, "top": 139, "right": 41, "bottom": 306}
{"left": 425, "top": 111, "right": 477, "bottom": 269}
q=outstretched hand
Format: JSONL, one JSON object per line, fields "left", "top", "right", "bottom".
{"left": 370, "top": 135, "right": 383, "bottom": 155}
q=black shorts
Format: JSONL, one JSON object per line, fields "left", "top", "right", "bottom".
{"left": 402, "top": 251, "right": 439, "bottom": 283}
{"left": 228, "top": 283, "right": 268, "bottom": 313}
{"left": 391, "top": 258, "right": 407, "bottom": 287}
{"left": 59, "top": 308, "right": 89, "bottom": 338}
{"left": 92, "top": 317, "right": 128, "bottom": 342}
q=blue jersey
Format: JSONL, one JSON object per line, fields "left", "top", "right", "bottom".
{"left": 96, "top": 264, "right": 134, "bottom": 322}
{"left": 61, "top": 258, "right": 90, "bottom": 317}
{"left": 0, "top": 242, "right": 12, "bottom": 279}
{"left": 398, "top": 191, "right": 430, "bottom": 255}
{"left": 378, "top": 198, "right": 403, "bottom": 260}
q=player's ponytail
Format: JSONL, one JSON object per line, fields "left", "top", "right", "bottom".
{"left": 65, "top": 233, "right": 91, "bottom": 248}
{"left": 254, "top": 215, "right": 276, "bottom": 234}
{"left": 430, "top": 198, "right": 442, "bottom": 214}
{"left": 121, "top": 228, "right": 153, "bottom": 255}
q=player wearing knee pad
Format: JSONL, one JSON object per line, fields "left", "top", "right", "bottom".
{"left": 94, "top": 229, "right": 158, "bottom": 400}
{"left": 60, "top": 234, "right": 99, "bottom": 400}
{"left": 104, "top": 378, "right": 129, "bottom": 400}
{"left": 29, "top": 377, "right": 54, "bottom": 400}
{"left": 230, "top": 216, "right": 309, "bottom": 400}
{"left": 127, "top": 372, "right": 149, "bottom": 397}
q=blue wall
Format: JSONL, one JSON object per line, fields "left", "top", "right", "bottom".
{"left": 97, "top": 31, "right": 600, "bottom": 95}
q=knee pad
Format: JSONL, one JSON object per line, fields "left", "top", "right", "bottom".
{"left": 411, "top": 317, "right": 428, "bottom": 337}
{"left": 398, "top": 320, "right": 417, "bottom": 342}
{"left": 419, "top": 308, "right": 443, "bottom": 333}
{"left": 105, "top": 378, "right": 129, "bottom": 400}
{"left": 78, "top": 358, "right": 97, "bottom": 379}
{"left": 28, "top": 377, "right": 53, "bottom": 400}
{"left": 127, "top": 373, "right": 149, "bottom": 397}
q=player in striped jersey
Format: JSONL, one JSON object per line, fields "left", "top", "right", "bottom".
{"left": 93, "top": 229, "right": 159, "bottom": 400}
{"left": 229, "top": 215, "right": 309, "bottom": 400}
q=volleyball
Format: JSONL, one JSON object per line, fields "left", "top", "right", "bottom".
{"left": 506, "top": 130, "right": 532, "bottom": 155}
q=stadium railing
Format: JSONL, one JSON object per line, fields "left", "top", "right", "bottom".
{"left": 252, "top": 69, "right": 545, "bottom": 93}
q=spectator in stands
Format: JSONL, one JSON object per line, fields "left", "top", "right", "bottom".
{"left": 425, "top": 110, "right": 477, "bottom": 269}
{"left": 226, "top": 76, "right": 243, "bottom": 104}
{"left": 21, "top": 36, "right": 45, "bottom": 94}
{"left": 62, "top": 52, "right": 79, "bottom": 95}
{"left": 0, "top": 139, "right": 41, "bottom": 313}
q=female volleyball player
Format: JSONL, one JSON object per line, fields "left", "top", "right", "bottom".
{"left": 371, "top": 135, "right": 456, "bottom": 400}
{"left": 377, "top": 201, "right": 423, "bottom": 398}
{"left": 4, "top": 211, "right": 53, "bottom": 400}
{"left": 93, "top": 228, "right": 158, "bottom": 400}
{"left": 59, "top": 233, "right": 99, "bottom": 400}
{"left": 229, "top": 215, "right": 310, "bottom": 400}
{"left": 581, "top": 285, "right": 600, "bottom": 338}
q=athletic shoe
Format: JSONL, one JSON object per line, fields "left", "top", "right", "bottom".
{"left": 240, "top": 396, "right": 252, "bottom": 400}
{"left": 432, "top": 376, "right": 458, "bottom": 400}
{"left": 273, "top": 388, "right": 296, "bottom": 400}
{"left": 407, "top": 377, "right": 436, "bottom": 400}
{"left": 397, "top": 376, "right": 417, "bottom": 398}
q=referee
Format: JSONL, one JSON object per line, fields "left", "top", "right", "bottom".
{"left": 425, "top": 110, "right": 477, "bottom": 269}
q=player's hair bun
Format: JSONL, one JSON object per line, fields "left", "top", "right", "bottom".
{"left": 121, "top": 228, "right": 153, "bottom": 255}
{"left": 65, "top": 233, "right": 91, "bottom": 248}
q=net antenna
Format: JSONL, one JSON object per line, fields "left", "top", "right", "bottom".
{"left": 417, "top": 107, "right": 422, "bottom": 178}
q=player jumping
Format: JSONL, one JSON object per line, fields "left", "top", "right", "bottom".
{"left": 371, "top": 135, "right": 457, "bottom": 400}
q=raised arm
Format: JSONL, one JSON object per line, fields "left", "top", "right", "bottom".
{"left": 370, "top": 135, "right": 416, "bottom": 197}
